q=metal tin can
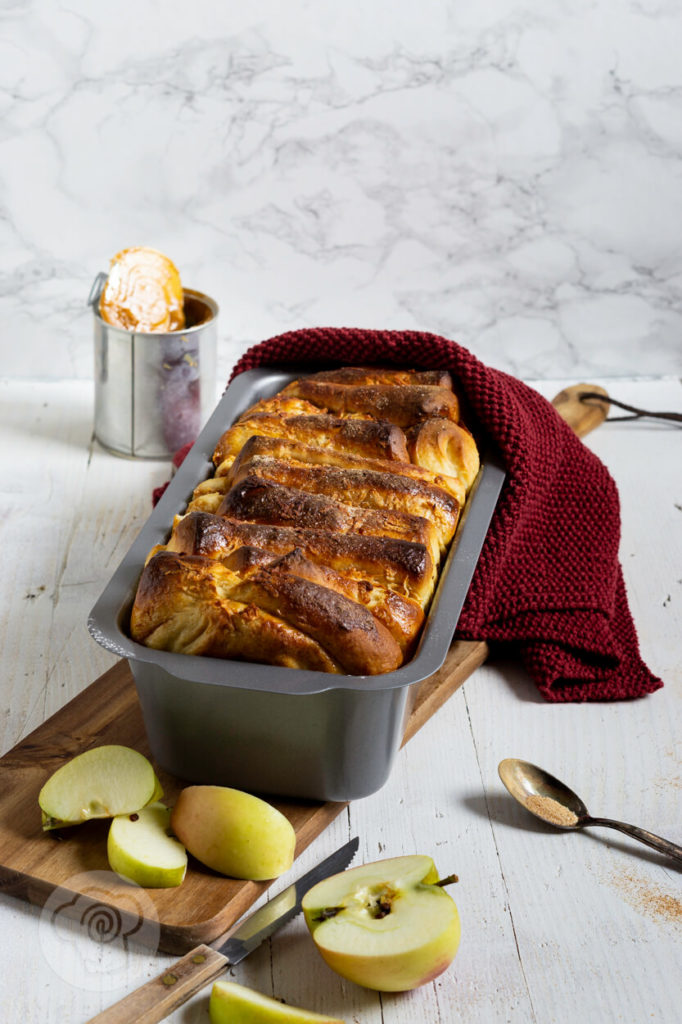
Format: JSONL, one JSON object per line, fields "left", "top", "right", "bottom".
{"left": 89, "top": 273, "right": 218, "bottom": 459}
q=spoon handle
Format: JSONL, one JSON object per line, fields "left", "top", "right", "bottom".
{"left": 586, "top": 817, "right": 682, "bottom": 864}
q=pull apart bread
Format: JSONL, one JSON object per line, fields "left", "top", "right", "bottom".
{"left": 130, "top": 367, "right": 480, "bottom": 676}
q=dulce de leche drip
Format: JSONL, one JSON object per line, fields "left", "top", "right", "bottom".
{"left": 99, "top": 247, "right": 185, "bottom": 332}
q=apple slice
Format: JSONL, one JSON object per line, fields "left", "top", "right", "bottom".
{"left": 39, "top": 744, "right": 162, "bottom": 831}
{"left": 209, "top": 980, "right": 345, "bottom": 1023}
{"left": 107, "top": 801, "right": 187, "bottom": 888}
{"left": 170, "top": 785, "right": 295, "bottom": 880}
{"left": 302, "top": 854, "right": 460, "bottom": 992}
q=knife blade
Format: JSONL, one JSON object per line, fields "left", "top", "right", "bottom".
{"left": 86, "top": 836, "right": 359, "bottom": 1024}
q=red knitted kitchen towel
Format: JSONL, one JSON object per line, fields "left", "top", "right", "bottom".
{"left": 227, "top": 326, "right": 663, "bottom": 703}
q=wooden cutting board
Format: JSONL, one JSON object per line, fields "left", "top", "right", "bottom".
{"left": 0, "top": 640, "right": 487, "bottom": 955}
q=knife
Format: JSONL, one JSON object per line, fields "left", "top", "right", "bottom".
{"left": 86, "top": 836, "right": 359, "bottom": 1024}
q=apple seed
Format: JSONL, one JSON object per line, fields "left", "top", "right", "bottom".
{"left": 367, "top": 883, "right": 397, "bottom": 918}
{"left": 312, "top": 907, "right": 342, "bottom": 922}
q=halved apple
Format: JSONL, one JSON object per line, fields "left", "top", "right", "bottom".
{"left": 107, "top": 801, "right": 187, "bottom": 888}
{"left": 209, "top": 980, "right": 345, "bottom": 1023}
{"left": 39, "top": 744, "right": 163, "bottom": 831}
{"left": 302, "top": 854, "right": 460, "bottom": 992}
{"left": 170, "top": 785, "right": 295, "bottom": 880}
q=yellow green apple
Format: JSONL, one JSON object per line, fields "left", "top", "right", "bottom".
{"left": 39, "top": 744, "right": 163, "bottom": 830}
{"left": 209, "top": 980, "right": 345, "bottom": 1023}
{"left": 302, "top": 854, "right": 460, "bottom": 991}
{"left": 107, "top": 801, "right": 187, "bottom": 888}
{"left": 169, "top": 785, "right": 295, "bottom": 880}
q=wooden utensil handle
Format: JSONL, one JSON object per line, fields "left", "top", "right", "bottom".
{"left": 551, "top": 383, "right": 610, "bottom": 437}
{"left": 85, "top": 944, "right": 228, "bottom": 1024}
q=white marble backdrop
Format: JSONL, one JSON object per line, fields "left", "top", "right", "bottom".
{"left": 1, "top": 0, "right": 681, "bottom": 383}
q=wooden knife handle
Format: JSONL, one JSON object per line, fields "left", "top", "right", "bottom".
{"left": 85, "top": 944, "right": 228, "bottom": 1024}
{"left": 551, "top": 383, "right": 610, "bottom": 438}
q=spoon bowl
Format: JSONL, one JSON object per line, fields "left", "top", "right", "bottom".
{"left": 498, "top": 757, "right": 682, "bottom": 865}
{"left": 498, "top": 758, "right": 588, "bottom": 828}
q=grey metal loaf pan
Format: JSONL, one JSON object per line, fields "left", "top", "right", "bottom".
{"left": 88, "top": 367, "right": 505, "bottom": 802}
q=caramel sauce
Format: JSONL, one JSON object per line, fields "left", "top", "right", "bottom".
{"left": 183, "top": 293, "right": 213, "bottom": 328}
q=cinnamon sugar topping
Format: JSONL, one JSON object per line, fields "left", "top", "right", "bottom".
{"left": 525, "top": 794, "right": 579, "bottom": 826}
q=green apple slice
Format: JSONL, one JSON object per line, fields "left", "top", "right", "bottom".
{"left": 39, "top": 744, "right": 162, "bottom": 830}
{"left": 107, "top": 801, "right": 187, "bottom": 888}
{"left": 209, "top": 980, "right": 345, "bottom": 1023}
{"left": 302, "top": 854, "right": 460, "bottom": 992}
{"left": 170, "top": 785, "right": 295, "bottom": 881}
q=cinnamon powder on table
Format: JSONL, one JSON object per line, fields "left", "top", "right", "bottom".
{"left": 609, "top": 869, "right": 682, "bottom": 925}
{"left": 524, "top": 794, "right": 579, "bottom": 827}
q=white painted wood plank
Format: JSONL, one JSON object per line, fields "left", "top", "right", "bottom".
{"left": 0, "top": 379, "right": 93, "bottom": 752}
{"left": 465, "top": 671, "right": 682, "bottom": 1024}
{"left": 464, "top": 377, "right": 682, "bottom": 1024}
{"left": 346, "top": 689, "right": 536, "bottom": 1023}
{"left": 0, "top": 380, "right": 171, "bottom": 752}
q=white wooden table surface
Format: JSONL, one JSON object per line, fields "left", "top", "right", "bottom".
{"left": 0, "top": 374, "right": 680, "bottom": 1024}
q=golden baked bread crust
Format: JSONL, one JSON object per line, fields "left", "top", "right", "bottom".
{"left": 225, "top": 454, "right": 460, "bottom": 553}
{"left": 215, "top": 435, "right": 465, "bottom": 503}
{"left": 213, "top": 412, "right": 410, "bottom": 467}
{"left": 131, "top": 550, "right": 402, "bottom": 675}
{"left": 407, "top": 418, "right": 480, "bottom": 492}
{"left": 129, "top": 365, "right": 480, "bottom": 676}
{"left": 281, "top": 379, "right": 460, "bottom": 427}
{"left": 303, "top": 366, "right": 454, "bottom": 389}
{"left": 167, "top": 512, "right": 436, "bottom": 604}
{"left": 169, "top": 531, "right": 424, "bottom": 655}
{"left": 130, "top": 551, "right": 343, "bottom": 672}
{"left": 217, "top": 476, "right": 441, "bottom": 562}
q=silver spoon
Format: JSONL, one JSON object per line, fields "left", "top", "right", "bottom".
{"left": 498, "top": 758, "right": 682, "bottom": 865}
